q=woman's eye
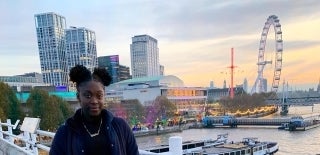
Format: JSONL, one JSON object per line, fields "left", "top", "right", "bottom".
{"left": 97, "top": 94, "right": 103, "bottom": 99}
{"left": 84, "top": 94, "right": 91, "bottom": 98}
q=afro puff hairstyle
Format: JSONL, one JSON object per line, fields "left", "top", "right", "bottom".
{"left": 69, "top": 65, "right": 112, "bottom": 88}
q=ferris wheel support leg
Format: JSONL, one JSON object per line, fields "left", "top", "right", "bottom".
{"left": 280, "top": 105, "right": 288, "bottom": 115}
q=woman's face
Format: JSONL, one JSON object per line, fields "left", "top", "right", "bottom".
{"left": 78, "top": 80, "right": 105, "bottom": 117}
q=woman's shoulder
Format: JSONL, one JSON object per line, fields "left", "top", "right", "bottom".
{"left": 102, "top": 109, "right": 130, "bottom": 130}
{"left": 55, "top": 123, "right": 69, "bottom": 137}
{"left": 55, "top": 116, "right": 80, "bottom": 135}
{"left": 112, "top": 116, "right": 127, "bottom": 125}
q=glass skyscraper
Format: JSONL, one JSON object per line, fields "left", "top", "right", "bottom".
{"left": 130, "top": 35, "right": 160, "bottom": 78}
{"left": 65, "top": 27, "right": 97, "bottom": 72}
{"left": 98, "top": 55, "right": 131, "bottom": 84}
{"left": 34, "top": 12, "right": 68, "bottom": 87}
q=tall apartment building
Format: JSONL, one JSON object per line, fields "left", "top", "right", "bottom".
{"left": 243, "top": 78, "right": 248, "bottom": 93}
{"left": 160, "top": 65, "right": 164, "bottom": 76}
{"left": 98, "top": 55, "right": 120, "bottom": 83}
{"left": 130, "top": 35, "right": 160, "bottom": 78}
{"left": 34, "top": 12, "right": 68, "bottom": 87}
{"left": 317, "top": 79, "right": 320, "bottom": 93}
{"left": 118, "top": 65, "right": 131, "bottom": 81}
{"left": 98, "top": 55, "right": 131, "bottom": 83}
{"left": 65, "top": 27, "right": 97, "bottom": 72}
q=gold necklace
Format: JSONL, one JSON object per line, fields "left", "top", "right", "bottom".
{"left": 82, "top": 119, "right": 102, "bottom": 137}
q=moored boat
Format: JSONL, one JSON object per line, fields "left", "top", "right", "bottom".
{"left": 142, "top": 134, "right": 278, "bottom": 155}
{"left": 143, "top": 133, "right": 228, "bottom": 154}
{"left": 277, "top": 122, "right": 288, "bottom": 130}
{"left": 283, "top": 115, "right": 320, "bottom": 131}
{"left": 190, "top": 137, "right": 278, "bottom": 155}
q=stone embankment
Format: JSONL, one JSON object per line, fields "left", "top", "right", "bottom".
{"left": 133, "top": 124, "right": 193, "bottom": 137}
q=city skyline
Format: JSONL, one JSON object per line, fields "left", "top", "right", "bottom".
{"left": 1, "top": 0, "right": 320, "bottom": 91}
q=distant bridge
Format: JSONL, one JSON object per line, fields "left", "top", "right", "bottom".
{"left": 202, "top": 114, "right": 320, "bottom": 128}
{"left": 266, "top": 96, "right": 320, "bottom": 106}
{"left": 202, "top": 115, "right": 291, "bottom": 128}
{"left": 265, "top": 96, "right": 320, "bottom": 115}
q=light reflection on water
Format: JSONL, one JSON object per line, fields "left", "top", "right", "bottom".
{"left": 136, "top": 104, "right": 320, "bottom": 154}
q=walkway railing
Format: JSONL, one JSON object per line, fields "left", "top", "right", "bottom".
{"left": 0, "top": 118, "right": 181, "bottom": 155}
{"left": 0, "top": 118, "right": 56, "bottom": 155}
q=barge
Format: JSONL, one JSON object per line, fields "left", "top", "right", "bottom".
{"left": 142, "top": 134, "right": 278, "bottom": 155}
{"left": 284, "top": 115, "right": 320, "bottom": 131}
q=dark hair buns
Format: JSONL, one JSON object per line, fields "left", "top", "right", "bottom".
{"left": 69, "top": 65, "right": 91, "bottom": 84}
{"left": 93, "top": 67, "right": 112, "bottom": 86}
{"left": 69, "top": 65, "right": 112, "bottom": 87}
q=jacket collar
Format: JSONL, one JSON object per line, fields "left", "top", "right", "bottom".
{"left": 66, "top": 108, "right": 114, "bottom": 135}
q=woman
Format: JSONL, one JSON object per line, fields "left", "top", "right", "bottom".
{"left": 50, "top": 65, "right": 139, "bottom": 155}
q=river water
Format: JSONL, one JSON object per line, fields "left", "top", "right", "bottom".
{"left": 136, "top": 104, "right": 320, "bottom": 155}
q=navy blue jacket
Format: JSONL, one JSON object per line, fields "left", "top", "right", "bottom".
{"left": 50, "top": 109, "right": 139, "bottom": 155}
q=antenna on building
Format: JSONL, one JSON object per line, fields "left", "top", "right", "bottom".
{"left": 227, "top": 48, "right": 237, "bottom": 99}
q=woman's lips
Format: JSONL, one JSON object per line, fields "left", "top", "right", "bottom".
{"left": 89, "top": 106, "right": 100, "bottom": 112}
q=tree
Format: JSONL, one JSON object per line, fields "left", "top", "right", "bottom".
{"left": 0, "top": 108, "right": 5, "bottom": 121}
{"left": 218, "top": 93, "right": 268, "bottom": 114}
{"left": 107, "top": 101, "right": 127, "bottom": 120}
{"left": 7, "top": 88, "right": 22, "bottom": 123}
{"left": 26, "top": 89, "right": 49, "bottom": 119}
{"left": 26, "top": 89, "right": 73, "bottom": 131}
{"left": 51, "top": 95, "right": 73, "bottom": 123}
{"left": 41, "top": 96, "right": 64, "bottom": 131}
{"left": 152, "top": 96, "right": 177, "bottom": 121}
{"left": 120, "top": 99, "right": 145, "bottom": 126}
{"left": 48, "top": 95, "right": 73, "bottom": 128}
{"left": 0, "top": 82, "right": 22, "bottom": 122}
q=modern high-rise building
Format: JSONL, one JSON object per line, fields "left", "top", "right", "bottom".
{"left": 98, "top": 55, "right": 120, "bottom": 83}
{"left": 317, "top": 78, "right": 320, "bottom": 93}
{"left": 65, "top": 27, "right": 97, "bottom": 72}
{"left": 160, "top": 65, "right": 164, "bottom": 76}
{"left": 243, "top": 78, "right": 248, "bottom": 93}
{"left": 209, "top": 81, "right": 214, "bottom": 88}
{"left": 118, "top": 65, "right": 131, "bottom": 81}
{"left": 223, "top": 79, "right": 227, "bottom": 89}
{"left": 130, "top": 35, "right": 160, "bottom": 78}
{"left": 98, "top": 55, "right": 131, "bottom": 84}
{"left": 34, "top": 12, "right": 68, "bottom": 87}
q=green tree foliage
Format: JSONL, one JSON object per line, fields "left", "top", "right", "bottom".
{"left": 26, "top": 89, "right": 73, "bottom": 131}
{"left": 26, "top": 89, "right": 49, "bottom": 118}
{"left": 0, "top": 108, "right": 5, "bottom": 121}
{"left": 0, "top": 82, "right": 22, "bottom": 122}
{"left": 42, "top": 96, "right": 64, "bottom": 131}
{"left": 51, "top": 95, "right": 73, "bottom": 122}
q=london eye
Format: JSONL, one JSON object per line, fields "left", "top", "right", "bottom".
{"left": 251, "top": 15, "right": 283, "bottom": 94}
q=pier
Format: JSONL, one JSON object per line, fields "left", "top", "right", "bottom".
{"left": 202, "top": 115, "right": 320, "bottom": 128}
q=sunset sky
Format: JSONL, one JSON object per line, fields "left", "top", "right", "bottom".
{"left": 1, "top": 0, "right": 319, "bottom": 91}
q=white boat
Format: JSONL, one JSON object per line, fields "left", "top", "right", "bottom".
{"left": 142, "top": 134, "right": 278, "bottom": 155}
{"left": 143, "top": 133, "right": 228, "bottom": 154}
{"left": 187, "top": 137, "right": 278, "bottom": 155}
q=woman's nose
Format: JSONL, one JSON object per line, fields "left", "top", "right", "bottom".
{"left": 90, "top": 97, "right": 98, "bottom": 104}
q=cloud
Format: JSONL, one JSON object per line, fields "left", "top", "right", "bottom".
{"left": 0, "top": 0, "right": 319, "bottom": 89}
{"left": 285, "top": 40, "right": 320, "bottom": 51}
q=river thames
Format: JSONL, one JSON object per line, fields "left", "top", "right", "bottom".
{"left": 136, "top": 104, "right": 320, "bottom": 155}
